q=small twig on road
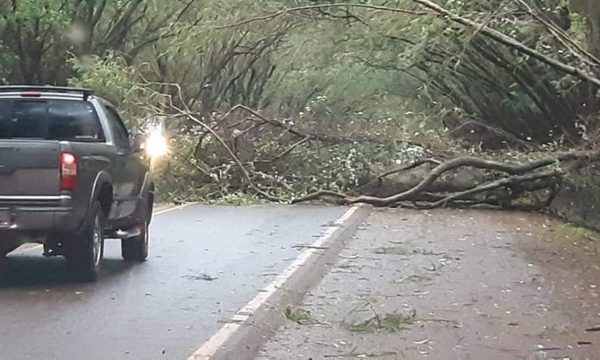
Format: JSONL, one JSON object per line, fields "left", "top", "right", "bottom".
{"left": 323, "top": 351, "right": 398, "bottom": 358}
{"left": 292, "top": 245, "right": 330, "bottom": 250}
{"left": 182, "top": 273, "right": 218, "bottom": 281}
{"left": 534, "top": 347, "right": 563, "bottom": 351}
{"left": 417, "top": 318, "right": 462, "bottom": 325}
{"left": 471, "top": 343, "right": 524, "bottom": 354}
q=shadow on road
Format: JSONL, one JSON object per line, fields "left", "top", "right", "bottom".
{"left": 0, "top": 255, "right": 135, "bottom": 288}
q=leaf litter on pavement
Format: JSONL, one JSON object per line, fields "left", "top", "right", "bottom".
{"left": 181, "top": 272, "right": 218, "bottom": 281}
{"left": 258, "top": 210, "right": 600, "bottom": 359}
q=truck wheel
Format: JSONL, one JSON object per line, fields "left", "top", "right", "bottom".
{"left": 0, "top": 257, "right": 7, "bottom": 280}
{"left": 121, "top": 220, "right": 149, "bottom": 262}
{"left": 66, "top": 201, "right": 105, "bottom": 282}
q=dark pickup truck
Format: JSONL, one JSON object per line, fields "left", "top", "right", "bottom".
{"left": 0, "top": 86, "right": 155, "bottom": 281}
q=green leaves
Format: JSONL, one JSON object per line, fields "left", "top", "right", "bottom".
{"left": 68, "top": 52, "right": 161, "bottom": 128}
{"left": 6, "top": 0, "right": 70, "bottom": 30}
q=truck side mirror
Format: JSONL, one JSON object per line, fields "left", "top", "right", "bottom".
{"left": 131, "top": 133, "right": 146, "bottom": 153}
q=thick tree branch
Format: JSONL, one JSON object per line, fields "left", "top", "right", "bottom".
{"left": 171, "top": 106, "right": 284, "bottom": 203}
{"left": 291, "top": 151, "right": 599, "bottom": 207}
{"left": 417, "top": 169, "right": 561, "bottom": 209}
{"left": 349, "top": 154, "right": 590, "bottom": 206}
{"left": 410, "top": 0, "right": 600, "bottom": 87}
{"left": 217, "top": 3, "right": 434, "bottom": 29}
{"left": 223, "top": 1, "right": 600, "bottom": 87}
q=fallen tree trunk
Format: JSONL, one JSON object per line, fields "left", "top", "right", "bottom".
{"left": 350, "top": 156, "right": 560, "bottom": 206}
{"left": 293, "top": 152, "right": 599, "bottom": 209}
{"left": 413, "top": 169, "right": 560, "bottom": 209}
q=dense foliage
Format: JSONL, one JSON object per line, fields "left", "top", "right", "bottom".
{"left": 1, "top": 0, "right": 599, "bottom": 201}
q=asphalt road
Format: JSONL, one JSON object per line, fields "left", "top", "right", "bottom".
{"left": 0, "top": 204, "right": 347, "bottom": 360}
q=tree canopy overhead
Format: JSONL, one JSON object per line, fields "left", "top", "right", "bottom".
{"left": 1, "top": 0, "right": 599, "bottom": 203}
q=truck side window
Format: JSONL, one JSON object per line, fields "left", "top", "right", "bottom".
{"left": 105, "top": 106, "right": 131, "bottom": 150}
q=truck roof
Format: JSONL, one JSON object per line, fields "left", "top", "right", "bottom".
{"left": 0, "top": 86, "right": 93, "bottom": 101}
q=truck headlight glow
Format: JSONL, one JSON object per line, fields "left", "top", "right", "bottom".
{"left": 145, "top": 130, "right": 168, "bottom": 158}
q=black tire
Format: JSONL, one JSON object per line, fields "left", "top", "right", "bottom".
{"left": 121, "top": 220, "right": 149, "bottom": 261}
{"left": 146, "top": 192, "right": 154, "bottom": 224}
{"left": 0, "top": 257, "right": 7, "bottom": 280}
{"left": 66, "top": 201, "right": 105, "bottom": 282}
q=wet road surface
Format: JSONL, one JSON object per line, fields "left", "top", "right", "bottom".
{"left": 259, "top": 209, "right": 600, "bottom": 360}
{"left": 0, "top": 204, "right": 346, "bottom": 360}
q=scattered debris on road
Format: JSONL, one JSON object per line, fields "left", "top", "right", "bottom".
{"left": 258, "top": 209, "right": 600, "bottom": 359}
{"left": 182, "top": 273, "right": 218, "bottom": 281}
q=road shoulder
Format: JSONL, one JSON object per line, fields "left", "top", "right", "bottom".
{"left": 189, "top": 205, "right": 370, "bottom": 360}
{"left": 257, "top": 208, "right": 600, "bottom": 359}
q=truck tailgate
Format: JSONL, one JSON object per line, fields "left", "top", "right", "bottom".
{"left": 0, "top": 141, "right": 60, "bottom": 196}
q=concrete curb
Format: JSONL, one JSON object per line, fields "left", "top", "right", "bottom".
{"left": 188, "top": 205, "right": 370, "bottom": 360}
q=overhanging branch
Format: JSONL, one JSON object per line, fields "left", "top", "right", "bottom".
{"left": 220, "top": 1, "right": 600, "bottom": 87}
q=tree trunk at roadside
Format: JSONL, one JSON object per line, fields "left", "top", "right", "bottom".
{"left": 573, "top": 0, "right": 600, "bottom": 58}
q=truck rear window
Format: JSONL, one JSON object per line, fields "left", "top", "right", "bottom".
{"left": 0, "top": 99, "right": 105, "bottom": 141}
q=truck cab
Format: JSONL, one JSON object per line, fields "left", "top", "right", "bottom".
{"left": 0, "top": 86, "right": 155, "bottom": 281}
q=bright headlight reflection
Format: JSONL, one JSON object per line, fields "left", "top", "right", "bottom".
{"left": 145, "top": 130, "right": 168, "bottom": 158}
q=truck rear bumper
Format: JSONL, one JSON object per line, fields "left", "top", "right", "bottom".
{"left": 0, "top": 195, "right": 77, "bottom": 233}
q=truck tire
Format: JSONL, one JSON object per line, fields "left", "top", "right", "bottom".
{"left": 66, "top": 201, "right": 105, "bottom": 282}
{"left": 121, "top": 220, "right": 149, "bottom": 261}
{"left": 0, "top": 257, "right": 7, "bottom": 280}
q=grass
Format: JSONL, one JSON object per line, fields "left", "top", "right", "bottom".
{"left": 556, "top": 222, "right": 600, "bottom": 242}
{"left": 284, "top": 306, "right": 314, "bottom": 323}
{"left": 350, "top": 311, "right": 415, "bottom": 333}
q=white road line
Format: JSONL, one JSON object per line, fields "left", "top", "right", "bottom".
{"left": 188, "top": 205, "right": 361, "bottom": 360}
{"left": 153, "top": 203, "right": 192, "bottom": 216}
{"left": 17, "top": 203, "right": 194, "bottom": 254}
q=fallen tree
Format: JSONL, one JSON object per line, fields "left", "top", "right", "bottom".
{"left": 292, "top": 157, "right": 565, "bottom": 208}
{"left": 166, "top": 104, "right": 597, "bottom": 210}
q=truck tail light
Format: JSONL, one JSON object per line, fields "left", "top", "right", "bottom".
{"left": 60, "top": 152, "right": 77, "bottom": 191}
